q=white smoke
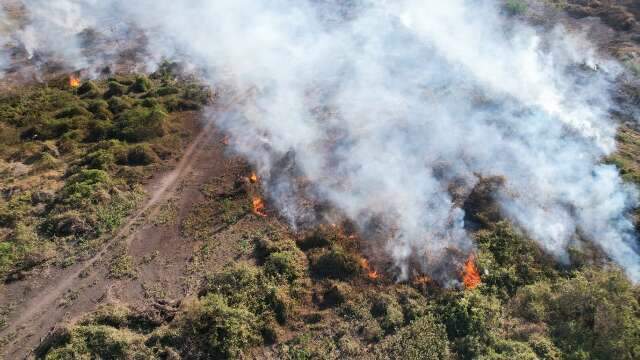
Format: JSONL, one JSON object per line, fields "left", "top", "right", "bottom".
{"left": 5, "top": 0, "right": 640, "bottom": 282}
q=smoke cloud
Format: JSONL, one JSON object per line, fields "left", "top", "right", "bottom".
{"left": 4, "top": 0, "right": 640, "bottom": 283}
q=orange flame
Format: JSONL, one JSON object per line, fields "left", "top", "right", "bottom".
{"left": 249, "top": 172, "right": 258, "bottom": 183}
{"left": 360, "top": 258, "right": 380, "bottom": 280}
{"left": 69, "top": 75, "right": 80, "bottom": 88}
{"left": 252, "top": 197, "right": 267, "bottom": 217}
{"left": 221, "top": 135, "right": 230, "bottom": 145}
{"left": 462, "top": 254, "right": 481, "bottom": 289}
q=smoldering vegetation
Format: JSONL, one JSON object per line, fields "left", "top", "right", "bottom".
{"left": 2, "top": 0, "right": 640, "bottom": 285}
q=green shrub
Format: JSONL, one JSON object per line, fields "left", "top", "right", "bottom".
{"left": 104, "top": 81, "right": 128, "bottom": 99}
{"left": 45, "top": 325, "right": 153, "bottom": 359}
{"left": 125, "top": 144, "right": 157, "bottom": 166}
{"left": 87, "top": 99, "right": 112, "bottom": 120}
{"left": 155, "top": 86, "right": 179, "bottom": 97}
{"left": 107, "top": 96, "right": 133, "bottom": 114}
{"left": 77, "top": 81, "right": 100, "bottom": 98}
{"left": 264, "top": 250, "right": 305, "bottom": 282}
{"left": 60, "top": 169, "right": 112, "bottom": 206}
{"left": 83, "top": 149, "right": 115, "bottom": 170}
{"left": 114, "top": 106, "right": 167, "bottom": 142}
{"left": 310, "top": 246, "right": 360, "bottom": 280}
{"left": 129, "top": 75, "right": 151, "bottom": 93}
{"left": 55, "top": 105, "right": 91, "bottom": 119}
{"left": 373, "top": 315, "right": 450, "bottom": 359}
{"left": 504, "top": 0, "right": 527, "bottom": 15}
{"left": 512, "top": 269, "right": 640, "bottom": 359}
{"left": 86, "top": 120, "right": 114, "bottom": 142}
{"left": 370, "top": 294, "right": 404, "bottom": 334}
{"left": 178, "top": 293, "right": 261, "bottom": 359}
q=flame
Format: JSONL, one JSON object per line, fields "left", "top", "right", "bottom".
{"left": 249, "top": 172, "right": 258, "bottom": 183}
{"left": 252, "top": 197, "right": 267, "bottom": 217}
{"left": 69, "top": 75, "right": 80, "bottom": 88}
{"left": 360, "top": 258, "right": 380, "bottom": 280}
{"left": 221, "top": 135, "right": 230, "bottom": 145}
{"left": 462, "top": 254, "right": 481, "bottom": 289}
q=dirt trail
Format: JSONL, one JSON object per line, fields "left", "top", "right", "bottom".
{"left": 0, "top": 95, "right": 246, "bottom": 358}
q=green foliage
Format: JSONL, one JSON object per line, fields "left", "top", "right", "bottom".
{"left": 107, "top": 96, "right": 134, "bottom": 115}
{"left": 374, "top": 315, "right": 450, "bottom": 359}
{"left": 504, "top": 0, "right": 527, "bottom": 15}
{"left": 60, "top": 169, "right": 111, "bottom": 207}
{"left": 104, "top": 81, "right": 128, "bottom": 99}
{"left": 310, "top": 246, "right": 360, "bottom": 280}
{"left": 512, "top": 269, "right": 640, "bottom": 359}
{"left": 129, "top": 75, "right": 152, "bottom": 93}
{"left": 177, "top": 293, "right": 262, "bottom": 359}
{"left": 475, "top": 222, "right": 556, "bottom": 298}
{"left": 125, "top": 144, "right": 158, "bottom": 166}
{"left": 83, "top": 149, "right": 115, "bottom": 170}
{"left": 264, "top": 250, "right": 306, "bottom": 282}
{"left": 114, "top": 106, "right": 167, "bottom": 142}
{"left": 44, "top": 325, "right": 153, "bottom": 359}
{"left": 370, "top": 293, "right": 404, "bottom": 334}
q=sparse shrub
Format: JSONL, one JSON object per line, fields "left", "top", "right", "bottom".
{"left": 109, "top": 252, "right": 136, "bottom": 279}
{"left": 45, "top": 211, "right": 92, "bottom": 237}
{"left": 114, "top": 106, "right": 167, "bottom": 142}
{"left": 267, "top": 286, "right": 294, "bottom": 324}
{"left": 373, "top": 315, "right": 450, "bottom": 359}
{"left": 33, "top": 152, "right": 60, "bottom": 171}
{"left": 310, "top": 246, "right": 360, "bottom": 280}
{"left": 323, "top": 282, "right": 351, "bottom": 307}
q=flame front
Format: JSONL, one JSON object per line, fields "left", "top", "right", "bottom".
{"left": 360, "top": 258, "right": 380, "bottom": 280}
{"left": 249, "top": 172, "right": 258, "bottom": 183}
{"left": 69, "top": 75, "right": 80, "bottom": 88}
{"left": 252, "top": 197, "right": 267, "bottom": 217}
{"left": 463, "top": 254, "right": 481, "bottom": 289}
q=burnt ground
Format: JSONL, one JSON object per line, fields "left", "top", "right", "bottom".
{"left": 0, "top": 108, "right": 264, "bottom": 358}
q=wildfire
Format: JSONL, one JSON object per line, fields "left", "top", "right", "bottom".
{"left": 69, "top": 75, "right": 81, "bottom": 88}
{"left": 252, "top": 197, "right": 267, "bottom": 217}
{"left": 360, "top": 258, "right": 380, "bottom": 280}
{"left": 249, "top": 172, "right": 258, "bottom": 183}
{"left": 221, "top": 135, "right": 230, "bottom": 145}
{"left": 462, "top": 254, "right": 481, "bottom": 289}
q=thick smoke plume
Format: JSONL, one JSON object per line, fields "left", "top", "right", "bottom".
{"left": 4, "top": 0, "right": 640, "bottom": 283}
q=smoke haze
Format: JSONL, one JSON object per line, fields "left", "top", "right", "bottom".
{"left": 3, "top": 0, "right": 640, "bottom": 283}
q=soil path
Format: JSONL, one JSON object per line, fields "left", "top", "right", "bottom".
{"left": 0, "top": 96, "right": 245, "bottom": 359}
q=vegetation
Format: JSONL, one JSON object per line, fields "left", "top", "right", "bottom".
{"left": 0, "top": 67, "right": 210, "bottom": 281}
{"left": 4, "top": 66, "right": 639, "bottom": 360}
